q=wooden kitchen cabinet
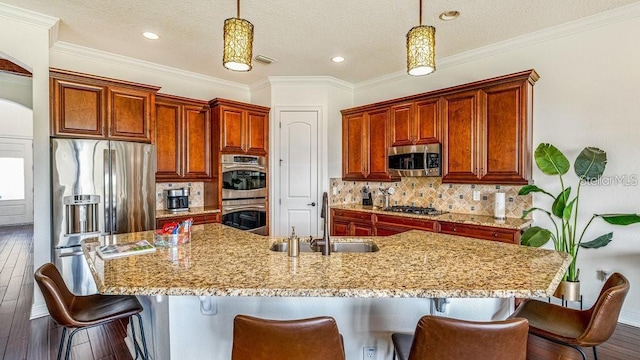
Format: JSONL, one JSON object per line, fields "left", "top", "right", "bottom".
{"left": 50, "top": 69, "right": 159, "bottom": 143}
{"left": 209, "top": 98, "right": 269, "bottom": 156}
{"left": 438, "top": 222, "right": 521, "bottom": 244}
{"left": 330, "top": 209, "right": 374, "bottom": 236}
{"left": 341, "top": 107, "right": 398, "bottom": 182}
{"left": 441, "top": 71, "right": 539, "bottom": 184}
{"left": 390, "top": 98, "right": 440, "bottom": 147}
{"left": 374, "top": 213, "right": 438, "bottom": 236}
{"left": 155, "top": 94, "right": 211, "bottom": 181}
{"left": 156, "top": 213, "right": 221, "bottom": 229}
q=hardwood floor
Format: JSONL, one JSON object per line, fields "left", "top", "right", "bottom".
{"left": 1, "top": 223, "right": 639, "bottom": 359}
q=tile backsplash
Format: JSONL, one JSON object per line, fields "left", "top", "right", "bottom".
{"left": 330, "top": 177, "right": 532, "bottom": 219}
{"left": 155, "top": 182, "right": 204, "bottom": 210}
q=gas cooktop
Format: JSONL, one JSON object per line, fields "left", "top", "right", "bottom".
{"left": 382, "top": 205, "right": 448, "bottom": 216}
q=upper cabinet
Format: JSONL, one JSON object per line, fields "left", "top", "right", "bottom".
{"left": 341, "top": 107, "right": 399, "bottom": 182}
{"left": 155, "top": 94, "right": 212, "bottom": 182}
{"left": 50, "top": 69, "right": 159, "bottom": 143}
{"left": 341, "top": 69, "right": 539, "bottom": 185}
{"left": 390, "top": 98, "right": 440, "bottom": 146}
{"left": 209, "top": 98, "right": 270, "bottom": 156}
{"left": 442, "top": 72, "right": 538, "bottom": 184}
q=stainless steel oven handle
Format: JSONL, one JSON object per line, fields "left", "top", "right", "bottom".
{"left": 222, "top": 164, "right": 267, "bottom": 172}
{"left": 223, "top": 204, "right": 266, "bottom": 212}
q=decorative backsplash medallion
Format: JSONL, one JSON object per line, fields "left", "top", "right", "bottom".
{"left": 330, "top": 177, "right": 532, "bottom": 219}
{"left": 155, "top": 182, "right": 204, "bottom": 210}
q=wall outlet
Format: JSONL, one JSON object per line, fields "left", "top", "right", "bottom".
{"left": 473, "top": 190, "right": 481, "bottom": 201}
{"left": 363, "top": 346, "right": 376, "bottom": 359}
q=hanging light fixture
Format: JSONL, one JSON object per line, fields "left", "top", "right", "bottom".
{"left": 223, "top": 0, "right": 254, "bottom": 71}
{"left": 406, "top": 0, "right": 436, "bottom": 76}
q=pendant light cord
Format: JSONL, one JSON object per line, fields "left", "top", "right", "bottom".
{"left": 419, "top": 0, "right": 423, "bottom": 25}
{"left": 237, "top": 0, "right": 240, "bottom": 18}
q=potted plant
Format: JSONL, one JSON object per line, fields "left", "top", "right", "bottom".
{"left": 519, "top": 143, "right": 640, "bottom": 300}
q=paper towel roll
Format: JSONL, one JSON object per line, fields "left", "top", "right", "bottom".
{"left": 494, "top": 192, "right": 506, "bottom": 220}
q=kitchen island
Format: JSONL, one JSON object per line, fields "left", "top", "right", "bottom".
{"left": 82, "top": 224, "right": 570, "bottom": 359}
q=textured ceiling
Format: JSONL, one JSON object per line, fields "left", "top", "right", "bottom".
{"left": 2, "top": 0, "right": 639, "bottom": 85}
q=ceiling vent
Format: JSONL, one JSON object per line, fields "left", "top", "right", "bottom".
{"left": 255, "top": 54, "right": 277, "bottom": 64}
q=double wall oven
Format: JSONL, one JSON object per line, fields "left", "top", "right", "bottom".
{"left": 221, "top": 154, "right": 267, "bottom": 235}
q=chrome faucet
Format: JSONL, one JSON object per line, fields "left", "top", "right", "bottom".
{"left": 311, "top": 192, "right": 331, "bottom": 255}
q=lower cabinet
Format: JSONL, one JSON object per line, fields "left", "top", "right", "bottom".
{"left": 330, "top": 209, "right": 521, "bottom": 244}
{"left": 156, "top": 213, "right": 221, "bottom": 229}
{"left": 331, "top": 209, "right": 374, "bottom": 236}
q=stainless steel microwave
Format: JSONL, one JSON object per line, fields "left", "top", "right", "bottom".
{"left": 388, "top": 144, "right": 441, "bottom": 177}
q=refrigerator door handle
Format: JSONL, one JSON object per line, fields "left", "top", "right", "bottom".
{"left": 59, "top": 250, "right": 86, "bottom": 257}
{"left": 110, "top": 148, "right": 117, "bottom": 233}
{"left": 104, "top": 148, "right": 111, "bottom": 233}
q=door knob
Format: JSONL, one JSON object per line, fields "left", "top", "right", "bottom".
{"left": 307, "top": 202, "right": 316, "bottom": 207}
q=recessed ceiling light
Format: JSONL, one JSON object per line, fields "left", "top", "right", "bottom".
{"left": 142, "top": 32, "right": 160, "bottom": 40}
{"left": 439, "top": 11, "right": 460, "bottom": 21}
{"left": 331, "top": 56, "right": 345, "bottom": 63}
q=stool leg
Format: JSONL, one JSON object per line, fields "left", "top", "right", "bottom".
{"left": 134, "top": 313, "right": 149, "bottom": 360}
{"left": 593, "top": 346, "right": 598, "bottom": 360}
{"left": 129, "top": 316, "right": 139, "bottom": 359}
{"left": 65, "top": 328, "right": 82, "bottom": 360}
{"left": 56, "top": 327, "right": 67, "bottom": 360}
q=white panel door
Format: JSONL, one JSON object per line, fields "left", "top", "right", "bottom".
{"left": 0, "top": 137, "right": 33, "bottom": 225}
{"left": 279, "top": 110, "right": 319, "bottom": 238}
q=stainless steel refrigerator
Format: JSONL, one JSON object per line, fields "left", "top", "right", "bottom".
{"left": 51, "top": 138, "right": 156, "bottom": 295}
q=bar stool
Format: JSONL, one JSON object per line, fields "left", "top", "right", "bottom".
{"left": 232, "top": 314, "right": 345, "bottom": 360}
{"left": 391, "top": 315, "right": 529, "bottom": 360}
{"left": 510, "top": 272, "right": 629, "bottom": 360}
{"left": 34, "top": 263, "right": 149, "bottom": 360}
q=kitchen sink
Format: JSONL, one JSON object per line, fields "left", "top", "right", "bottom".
{"left": 269, "top": 241, "right": 379, "bottom": 253}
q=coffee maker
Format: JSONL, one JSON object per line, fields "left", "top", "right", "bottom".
{"left": 165, "top": 188, "right": 190, "bottom": 212}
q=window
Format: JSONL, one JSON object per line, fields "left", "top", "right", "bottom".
{"left": 0, "top": 157, "right": 25, "bottom": 200}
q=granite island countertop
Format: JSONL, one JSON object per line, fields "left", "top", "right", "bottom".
{"left": 82, "top": 224, "right": 570, "bottom": 299}
{"left": 331, "top": 204, "right": 532, "bottom": 230}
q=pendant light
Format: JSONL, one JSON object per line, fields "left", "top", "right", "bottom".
{"left": 406, "top": 0, "right": 436, "bottom": 76}
{"left": 223, "top": 0, "right": 254, "bottom": 71}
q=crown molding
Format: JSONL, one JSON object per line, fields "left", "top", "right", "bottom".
{"left": 356, "top": 2, "right": 640, "bottom": 91}
{"left": 266, "top": 76, "right": 354, "bottom": 92}
{"left": 0, "top": 2, "right": 59, "bottom": 47}
{"left": 51, "top": 41, "right": 250, "bottom": 93}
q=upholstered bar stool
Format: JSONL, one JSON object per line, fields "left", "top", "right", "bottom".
{"left": 510, "top": 272, "right": 629, "bottom": 360}
{"left": 391, "top": 315, "right": 529, "bottom": 360}
{"left": 35, "top": 263, "right": 149, "bottom": 360}
{"left": 232, "top": 314, "right": 346, "bottom": 360}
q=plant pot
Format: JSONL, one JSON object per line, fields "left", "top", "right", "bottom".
{"left": 554, "top": 280, "right": 581, "bottom": 301}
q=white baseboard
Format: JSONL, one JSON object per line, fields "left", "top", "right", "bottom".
{"left": 619, "top": 309, "right": 640, "bottom": 328}
{"left": 30, "top": 302, "right": 49, "bottom": 319}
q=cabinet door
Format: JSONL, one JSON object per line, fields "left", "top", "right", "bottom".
{"left": 352, "top": 223, "right": 373, "bottom": 236}
{"left": 245, "top": 110, "right": 268, "bottom": 155}
{"left": 439, "top": 222, "right": 519, "bottom": 244}
{"left": 342, "top": 113, "right": 367, "bottom": 180}
{"left": 442, "top": 90, "right": 482, "bottom": 183}
{"left": 219, "top": 106, "right": 245, "bottom": 153}
{"left": 155, "top": 101, "right": 182, "bottom": 180}
{"left": 51, "top": 78, "right": 106, "bottom": 138}
{"left": 184, "top": 105, "right": 212, "bottom": 179}
{"left": 367, "top": 108, "right": 395, "bottom": 180}
{"left": 107, "top": 86, "right": 153, "bottom": 143}
{"left": 390, "top": 103, "right": 414, "bottom": 146}
{"left": 480, "top": 82, "right": 530, "bottom": 184}
{"left": 331, "top": 219, "right": 350, "bottom": 236}
{"left": 415, "top": 97, "right": 440, "bottom": 144}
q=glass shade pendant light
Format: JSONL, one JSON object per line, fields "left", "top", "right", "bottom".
{"left": 406, "top": 0, "right": 436, "bottom": 76}
{"left": 223, "top": 0, "right": 254, "bottom": 71}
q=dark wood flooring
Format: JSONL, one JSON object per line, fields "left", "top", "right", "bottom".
{"left": 1, "top": 223, "right": 639, "bottom": 359}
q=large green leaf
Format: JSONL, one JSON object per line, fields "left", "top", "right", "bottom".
{"left": 599, "top": 213, "right": 640, "bottom": 225}
{"left": 521, "top": 226, "right": 552, "bottom": 247}
{"left": 563, "top": 198, "right": 576, "bottom": 222}
{"left": 580, "top": 232, "right": 613, "bottom": 248}
{"left": 552, "top": 187, "right": 571, "bottom": 218}
{"left": 574, "top": 147, "right": 607, "bottom": 181}
{"left": 534, "top": 143, "right": 570, "bottom": 175}
{"left": 518, "top": 185, "right": 553, "bottom": 197}
{"left": 520, "top": 207, "right": 547, "bottom": 219}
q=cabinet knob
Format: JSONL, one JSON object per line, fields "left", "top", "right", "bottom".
{"left": 453, "top": 228, "right": 457, "bottom": 232}
{"left": 493, "top": 233, "right": 498, "bottom": 237}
